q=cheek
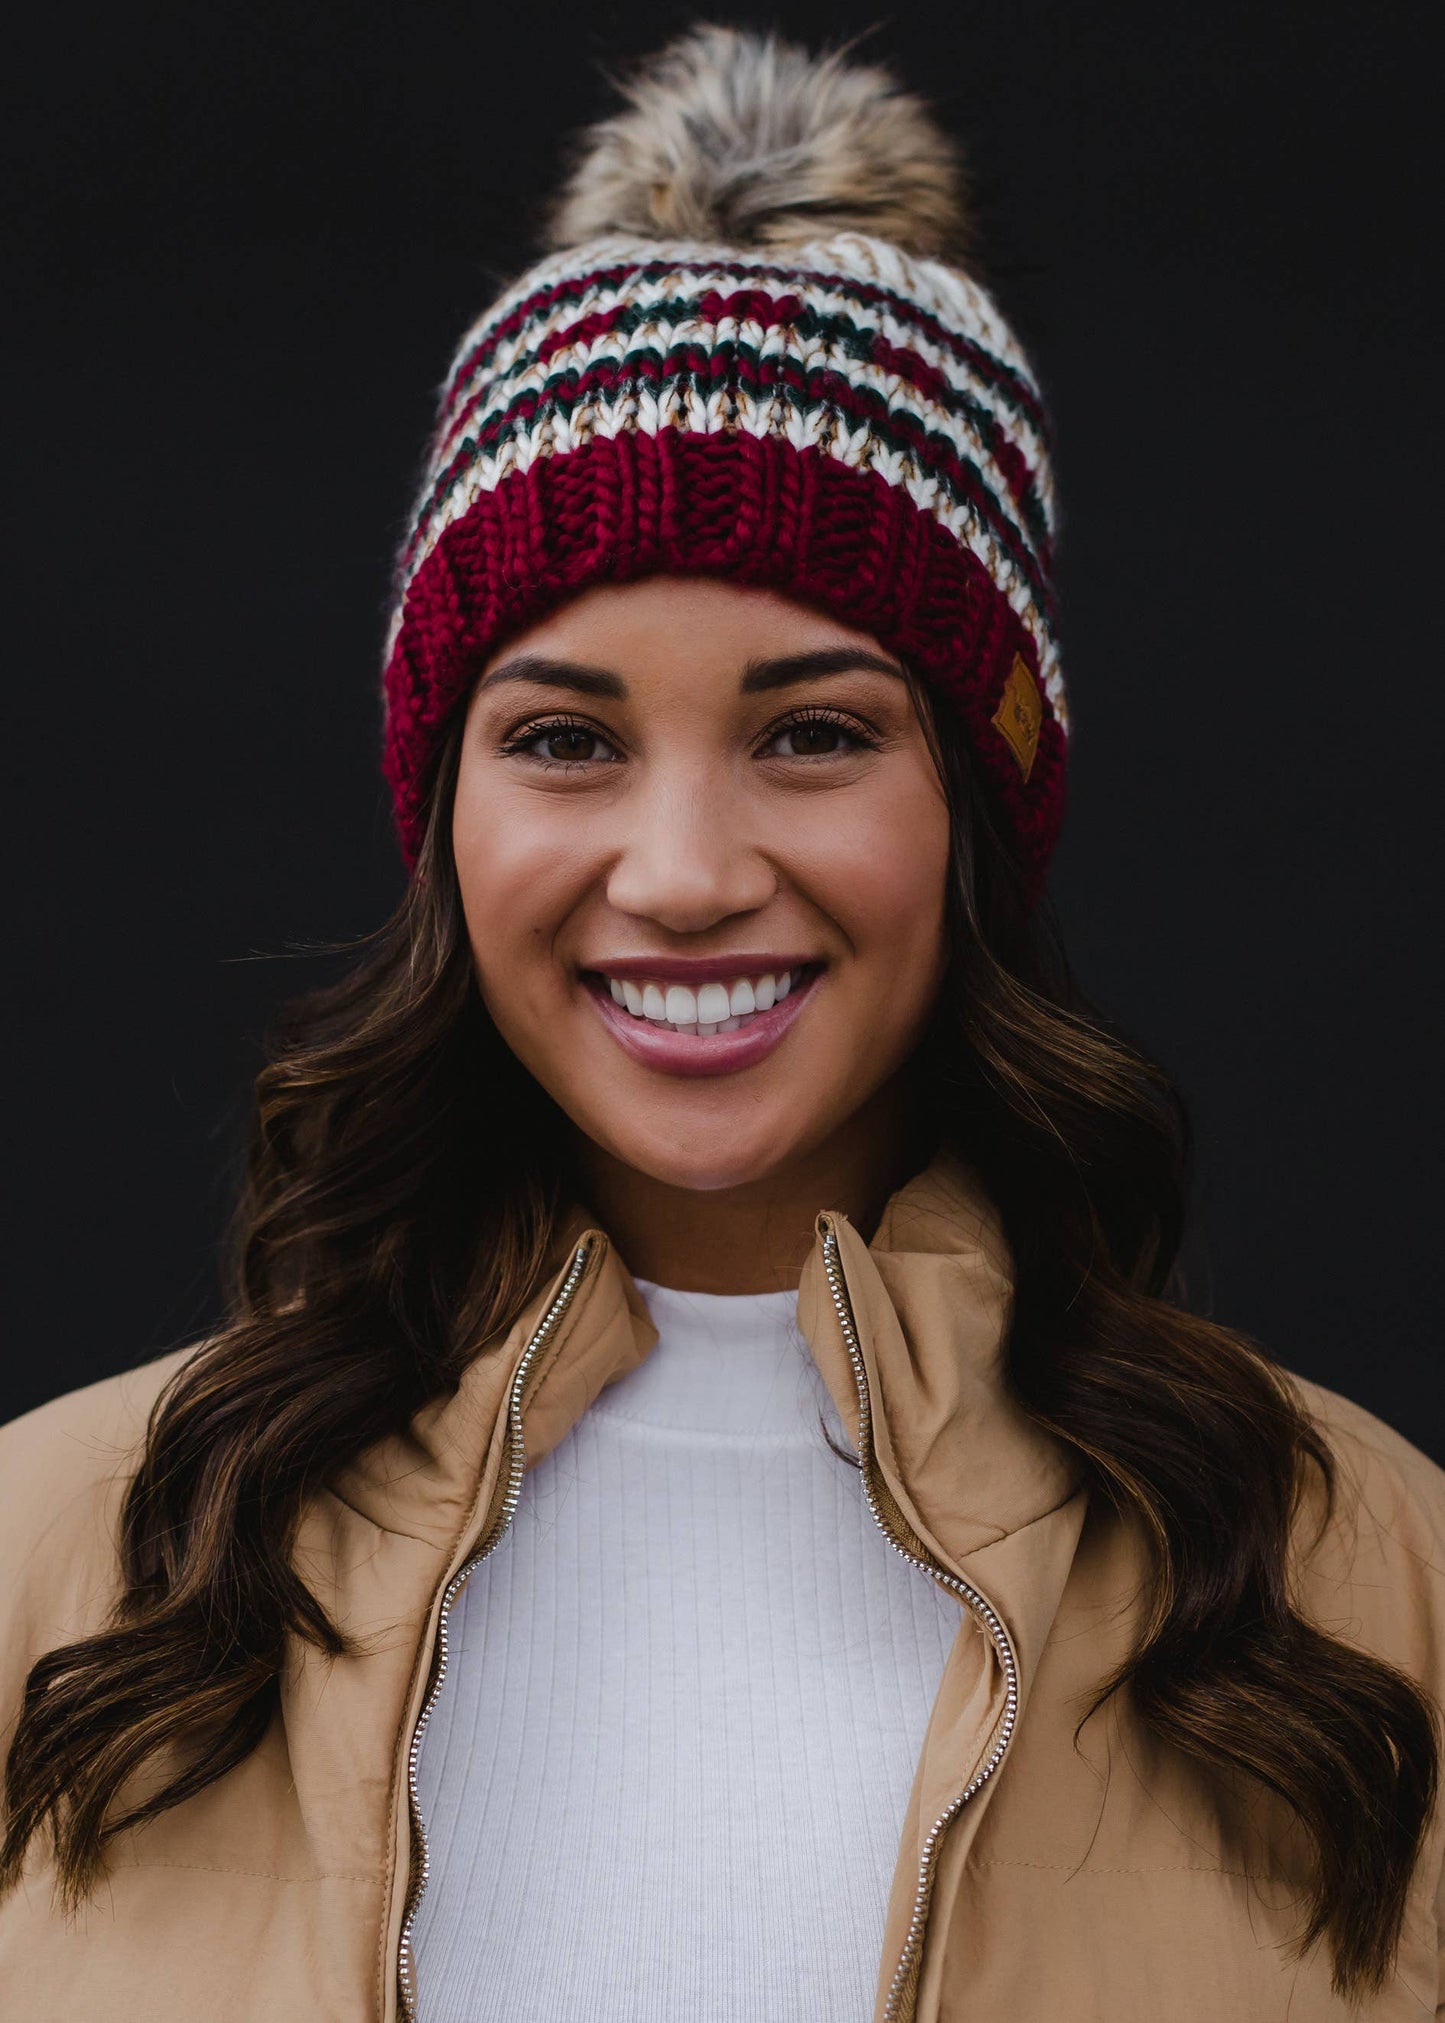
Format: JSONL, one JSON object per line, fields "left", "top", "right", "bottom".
{"left": 801, "top": 766, "right": 951, "bottom": 989}
{"left": 451, "top": 775, "right": 590, "bottom": 998}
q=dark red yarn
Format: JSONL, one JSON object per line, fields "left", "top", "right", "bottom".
{"left": 382, "top": 429, "right": 1066, "bottom": 906}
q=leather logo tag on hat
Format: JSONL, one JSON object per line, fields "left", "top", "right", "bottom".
{"left": 992, "top": 653, "right": 1043, "bottom": 780}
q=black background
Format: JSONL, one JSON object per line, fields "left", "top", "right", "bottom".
{"left": 4, "top": 2, "right": 1440, "bottom": 1452}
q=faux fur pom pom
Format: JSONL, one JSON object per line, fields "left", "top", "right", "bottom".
{"left": 540, "top": 23, "right": 974, "bottom": 267}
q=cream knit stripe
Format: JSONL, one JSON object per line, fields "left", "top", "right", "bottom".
{"left": 423, "top": 319, "right": 1052, "bottom": 575}
{"left": 427, "top": 323, "right": 1044, "bottom": 566}
{"left": 434, "top": 273, "right": 1054, "bottom": 504}
{"left": 387, "top": 390, "right": 1065, "bottom": 723}
{"left": 438, "top": 232, "right": 1046, "bottom": 439}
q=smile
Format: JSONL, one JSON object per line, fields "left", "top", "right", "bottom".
{"left": 579, "top": 962, "right": 823, "bottom": 1077}
{"left": 604, "top": 965, "right": 803, "bottom": 1035}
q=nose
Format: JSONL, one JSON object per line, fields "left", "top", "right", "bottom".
{"left": 604, "top": 771, "right": 776, "bottom": 934}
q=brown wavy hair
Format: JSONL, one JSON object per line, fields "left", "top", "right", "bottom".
{"left": 2, "top": 677, "right": 1436, "bottom": 1997}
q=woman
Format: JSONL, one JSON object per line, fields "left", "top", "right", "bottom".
{"left": 2, "top": 23, "right": 1441, "bottom": 2022}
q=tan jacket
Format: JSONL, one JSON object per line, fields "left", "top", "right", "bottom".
{"left": 2, "top": 1153, "right": 1444, "bottom": 2020}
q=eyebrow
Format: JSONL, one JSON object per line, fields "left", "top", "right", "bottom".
{"left": 741, "top": 647, "right": 907, "bottom": 691}
{"left": 476, "top": 655, "right": 626, "bottom": 698}
{"left": 474, "top": 646, "right": 907, "bottom": 698}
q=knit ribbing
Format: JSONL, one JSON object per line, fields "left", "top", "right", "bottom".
{"left": 409, "top": 1281, "right": 962, "bottom": 2021}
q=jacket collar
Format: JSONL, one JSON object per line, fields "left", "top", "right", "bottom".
{"left": 335, "top": 1149, "right": 1084, "bottom": 1621}
{"left": 796, "top": 1150, "right": 1081, "bottom": 1566}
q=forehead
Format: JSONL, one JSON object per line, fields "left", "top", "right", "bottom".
{"left": 477, "top": 575, "right": 898, "bottom": 683}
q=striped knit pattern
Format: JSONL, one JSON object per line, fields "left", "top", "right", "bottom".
{"left": 382, "top": 229, "right": 1068, "bottom": 899}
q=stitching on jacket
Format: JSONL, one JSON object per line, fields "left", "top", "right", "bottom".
{"left": 966, "top": 1855, "right": 1272, "bottom": 1879}
{"left": 117, "top": 1860, "right": 381, "bottom": 1882}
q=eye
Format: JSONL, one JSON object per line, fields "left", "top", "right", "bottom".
{"left": 501, "top": 715, "right": 620, "bottom": 767}
{"left": 761, "top": 708, "right": 877, "bottom": 759}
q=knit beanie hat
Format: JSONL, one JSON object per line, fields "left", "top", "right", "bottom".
{"left": 381, "top": 25, "right": 1066, "bottom": 902}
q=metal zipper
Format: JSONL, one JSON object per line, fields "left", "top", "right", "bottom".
{"left": 394, "top": 1238, "right": 595, "bottom": 2023}
{"left": 820, "top": 1222, "right": 1020, "bottom": 2023}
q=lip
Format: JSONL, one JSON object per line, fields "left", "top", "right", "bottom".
{"left": 581, "top": 964, "right": 823, "bottom": 1079}
{"left": 579, "top": 953, "right": 818, "bottom": 984}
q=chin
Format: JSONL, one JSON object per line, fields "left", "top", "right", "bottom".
{"left": 596, "top": 1117, "right": 808, "bottom": 1197}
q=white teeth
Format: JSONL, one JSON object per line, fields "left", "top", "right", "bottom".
{"left": 602, "top": 966, "right": 807, "bottom": 1033}
{"left": 664, "top": 984, "right": 698, "bottom": 1025}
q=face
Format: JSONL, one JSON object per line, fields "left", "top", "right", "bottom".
{"left": 451, "top": 575, "right": 952, "bottom": 1194}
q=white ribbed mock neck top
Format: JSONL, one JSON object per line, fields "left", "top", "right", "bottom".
{"left": 410, "top": 1276, "right": 962, "bottom": 2021}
